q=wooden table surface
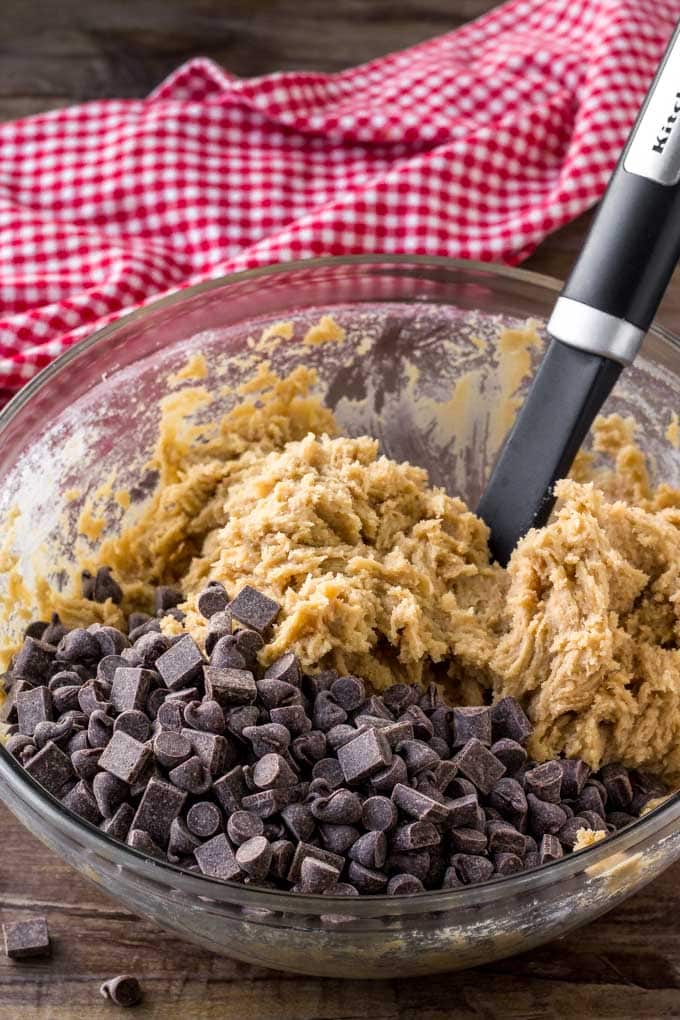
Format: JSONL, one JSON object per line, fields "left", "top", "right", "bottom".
{"left": 1, "top": 2, "right": 679, "bottom": 1018}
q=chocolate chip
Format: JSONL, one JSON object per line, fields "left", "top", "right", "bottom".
{"left": 607, "top": 810, "right": 637, "bottom": 830}
{"left": 110, "top": 709, "right": 149, "bottom": 743}
{"left": 77, "top": 679, "right": 111, "bottom": 717}
{"left": 337, "top": 727, "right": 392, "bottom": 785}
{"left": 387, "top": 849, "right": 431, "bottom": 882}
{"left": 302, "top": 671, "right": 337, "bottom": 698}
{"left": 186, "top": 729, "right": 232, "bottom": 775}
{"left": 168, "top": 755, "right": 211, "bottom": 795}
{"left": 228, "top": 586, "right": 280, "bottom": 634}
{"left": 369, "top": 755, "right": 408, "bottom": 795}
{"left": 325, "top": 724, "right": 357, "bottom": 750}
{"left": 311, "top": 691, "right": 347, "bottom": 732}
{"left": 263, "top": 652, "right": 301, "bottom": 688}
{"left": 396, "top": 739, "right": 439, "bottom": 775}
{"left": 14, "top": 637, "right": 56, "bottom": 681}
{"left": 489, "top": 777, "right": 528, "bottom": 820}
{"left": 204, "top": 665, "right": 256, "bottom": 706}
{"left": 99, "top": 731, "right": 151, "bottom": 784}
{"left": 57, "top": 628, "right": 101, "bottom": 664}
{"left": 269, "top": 704, "right": 311, "bottom": 736}
{"left": 524, "top": 760, "right": 562, "bottom": 803}
{"left": 182, "top": 698, "right": 225, "bottom": 735}
{"left": 486, "top": 820, "right": 526, "bottom": 856}
{"left": 450, "top": 827, "right": 488, "bottom": 854}
{"left": 318, "top": 823, "right": 360, "bottom": 855}
{"left": 127, "top": 828, "right": 165, "bottom": 859}
{"left": 24, "top": 740, "right": 75, "bottom": 796}
{"left": 268, "top": 839, "right": 294, "bottom": 880}
{"left": 451, "top": 853, "right": 494, "bottom": 885}
{"left": 155, "top": 635, "right": 203, "bottom": 690}
{"left": 236, "top": 835, "right": 272, "bottom": 880}
{"left": 445, "top": 793, "right": 479, "bottom": 829}
{"left": 92, "top": 772, "right": 129, "bottom": 819}
{"left": 208, "top": 635, "right": 247, "bottom": 670}
{"left": 151, "top": 730, "right": 190, "bottom": 769}
{"left": 99, "top": 974, "right": 143, "bottom": 1008}
{"left": 348, "top": 830, "right": 387, "bottom": 869}
{"left": 62, "top": 780, "right": 101, "bottom": 824}
{"left": 3, "top": 918, "right": 51, "bottom": 959}
{"left": 101, "top": 802, "right": 135, "bottom": 842}
{"left": 490, "top": 738, "right": 527, "bottom": 773}
{"left": 87, "top": 709, "right": 114, "bottom": 748}
{"left": 128, "top": 612, "right": 152, "bottom": 633}
{"left": 241, "top": 789, "right": 291, "bottom": 818}
{"left": 186, "top": 801, "right": 222, "bottom": 839}
{"left": 280, "top": 802, "right": 315, "bottom": 842}
{"left": 197, "top": 584, "right": 229, "bottom": 620}
{"left": 390, "top": 821, "right": 440, "bottom": 851}
{"left": 156, "top": 700, "right": 184, "bottom": 731}
{"left": 310, "top": 788, "right": 363, "bottom": 825}
{"left": 538, "top": 833, "right": 563, "bottom": 864}
{"left": 109, "top": 667, "right": 153, "bottom": 715}
{"left": 252, "top": 752, "right": 297, "bottom": 790}
{"left": 42, "top": 613, "right": 68, "bottom": 647}
{"left": 387, "top": 873, "right": 425, "bottom": 895}
{"left": 235, "top": 627, "right": 265, "bottom": 661}
{"left": 32, "top": 714, "right": 73, "bottom": 750}
{"left": 492, "top": 851, "right": 523, "bottom": 875}
{"left": 291, "top": 730, "right": 327, "bottom": 766}
{"left": 328, "top": 675, "right": 364, "bottom": 712}
{"left": 576, "top": 784, "right": 607, "bottom": 818}
{"left": 527, "top": 794, "right": 567, "bottom": 839}
{"left": 242, "top": 722, "right": 290, "bottom": 757}
{"left": 491, "top": 697, "right": 532, "bottom": 745}
{"left": 362, "top": 795, "right": 398, "bottom": 832}
{"left": 557, "top": 815, "right": 593, "bottom": 849}
{"left": 167, "top": 816, "right": 202, "bottom": 860}
{"left": 154, "top": 587, "right": 184, "bottom": 614}
{"left": 453, "top": 738, "right": 505, "bottom": 795}
{"left": 70, "top": 747, "right": 101, "bottom": 780}
{"left": 346, "top": 861, "right": 387, "bottom": 893}
{"left": 132, "top": 777, "right": 186, "bottom": 848}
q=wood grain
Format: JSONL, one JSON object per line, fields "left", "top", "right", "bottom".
{"left": 1, "top": 2, "right": 679, "bottom": 1018}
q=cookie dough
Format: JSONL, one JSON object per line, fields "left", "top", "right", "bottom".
{"left": 21, "top": 329, "right": 680, "bottom": 782}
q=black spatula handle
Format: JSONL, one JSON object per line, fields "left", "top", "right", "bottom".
{"left": 549, "top": 19, "right": 680, "bottom": 365}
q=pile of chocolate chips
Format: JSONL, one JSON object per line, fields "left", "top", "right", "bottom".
{"left": 1, "top": 571, "right": 666, "bottom": 897}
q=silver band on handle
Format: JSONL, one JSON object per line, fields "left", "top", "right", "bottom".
{"left": 546, "top": 297, "right": 645, "bottom": 366}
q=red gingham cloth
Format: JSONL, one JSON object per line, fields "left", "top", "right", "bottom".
{"left": 0, "top": 0, "right": 678, "bottom": 400}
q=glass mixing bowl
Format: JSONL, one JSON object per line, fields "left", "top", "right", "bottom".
{"left": 0, "top": 256, "right": 678, "bottom": 979}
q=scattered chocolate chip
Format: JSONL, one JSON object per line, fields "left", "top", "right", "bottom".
{"left": 527, "top": 794, "right": 567, "bottom": 840}
{"left": 347, "top": 861, "right": 388, "bottom": 893}
{"left": 600, "top": 763, "right": 634, "bottom": 810}
{"left": 99, "top": 974, "right": 143, "bottom": 1008}
{"left": 127, "top": 828, "right": 165, "bottom": 859}
{"left": 14, "top": 638, "right": 56, "bottom": 681}
{"left": 57, "top": 628, "right": 101, "bottom": 664}
{"left": 209, "top": 635, "right": 247, "bottom": 670}
{"left": 90, "top": 567, "right": 123, "bottom": 605}
{"left": 87, "top": 709, "right": 114, "bottom": 749}
{"left": 183, "top": 698, "right": 225, "bottom": 734}
{"left": 71, "top": 747, "right": 103, "bottom": 781}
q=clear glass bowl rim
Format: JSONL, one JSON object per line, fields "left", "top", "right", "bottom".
{"left": 0, "top": 253, "right": 677, "bottom": 917}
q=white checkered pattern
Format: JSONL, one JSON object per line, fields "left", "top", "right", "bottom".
{"left": 0, "top": 0, "right": 677, "bottom": 399}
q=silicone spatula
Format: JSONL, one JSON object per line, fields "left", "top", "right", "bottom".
{"left": 477, "top": 20, "right": 680, "bottom": 566}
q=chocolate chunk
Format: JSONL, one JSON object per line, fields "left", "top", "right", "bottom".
{"left": 491, "top": 697, "right": 532, "bottom": 745}
{"left": 3, "top": 918, "right": 51, "bottom": 959}
{"left": 87, "top": 709, "right": 114, "bottom": 748}
{"left": 168, "top": 816, "right": 202, "bottom": 859}
{"left": 287, "top": 841, "right": 344, "bottom": 883}
{"left": 539, "top": 833, "right": 563, "bottom": 863}
{"left": 270, "top": 704, "right": 311, "bottom": 736}
{"left": 348, "top": 830, "right": 387, "bottom": 869}
{"left": 132, "top": 777, "right": 186, "bottom": 848}
{"left": 450, "top": 827, "right": 488, "bottom": 854}
{"left": 319, "top": 823, "right": 360, "bottom": 855}
{"left": 213, "top": 766, "right": 247, "bottom": 814}
{"left": 390, "top": 821, "right": 440, "bottom": 851}
{"left": 56, "top": 628, "right": 101, "bottom": 664}
{"left": 77, "top": 679, "right": 111, "bottom": 717}
{"left": 183, "top": 699, "right": 225, "bottom": 735}
{"left": 281, "top": 803, "right": 316, "bottom": 842}
{"left": 204, "top": 666, "right": 256, "bottom": 706}
{"left": 362, "top": 795, "right": 398, "bottom": 832}
{"left": 347, "top": 861, "right": 387, "bottom": 893}
{"left": 451, "top": 706, "right": 492, "bottom": 748}
{"left": 600, "top": 763, "right": 634, "bottom": 810}
{"left": 264, "top": 652, "right": 301, "bottom": 687}
{"left": 154, "top": 586, "right": 184, "bottom": 614}
{"left": 62, "top": 780, "right": 101, "bottom": 824}
{"left": 298, "top": 856, "right": 341, "bottom": 893}
{"left": 92, "top": 771, "right": 129, "bottom": 818}
{"left": 398, "top": 704, "right": 432, "bottom": 741}
{"left": 168, "top": 755, "right": 211, "bottom": 795}
{"left": 337, "top": 727, "right": 392, "bottom": 785}
{"left": 451, "top": 853, "right": 494, "bottom": 885}
{"left": 16, "top": 686, "right": 53, "bottom": 736}
{"left": 14, "top": 638, "right": 56, "bottom": 681}
{"left": 524, "top": 760, "right": 562, "bottom": 803}
{"left": 101, "top": 802, "right": 135, "bottom": 842}
{"left": 186, "top": 801, "right": 222, "bottom": 839}
{"left": 445, "top": 793, "right": 480, "bottom": 829}
{"left": 228, "top": 585, "right": 280, "bottom": 634}
{"left": 99, "top": 731, "right": 151, "bottom": 784}
{"left": 311, "top": 788, "right": 363, "bottom": 825}
{"left": 241, "top": 789, "right": 291, "bottom": 818}
{"left": 197, "top": 584, "right": 229, "bottom": 620}
{"left": 24, "top": 740, "right": 75, "bottom": 796}
{"left": 252, "top": 752, "right": 297, "bottom": 790}
{"left": 453, "top": 738, "right": 505, "bottom": 795}
{"left": 99, "top": 975, "right": 143, "bottom": 1008}
{"left": 527, "top": 794, "right": 567, "bottom": 839}
{"left": 156, "top": 636, "right": 203, "bottom": 690}
{"left": 110, "top": 667, "right": 153, "bottom": 714}
{"left": 127, "top": 828, "right": 165, "bottom": 859}
{"left": 193, "top": 832, "right": 241, "bottom": 881}
{"left": 114, "top": 709, "right": 150, "bottom": 743}
{"left": 486, "top": 820, "right": 526, "bottom": 856}
{"left": 235, "top": 835, "right": 272, "bottom": 880}
{"left": 183, "top": 729, "right": 230, "bottom": 775}
{"left": 392, "top": 783, "right": 451, "bottom": 825}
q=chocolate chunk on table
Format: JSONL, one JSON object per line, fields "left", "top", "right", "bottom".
{"left": 3, "top": 918, "right": 51, "bottom": 960}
